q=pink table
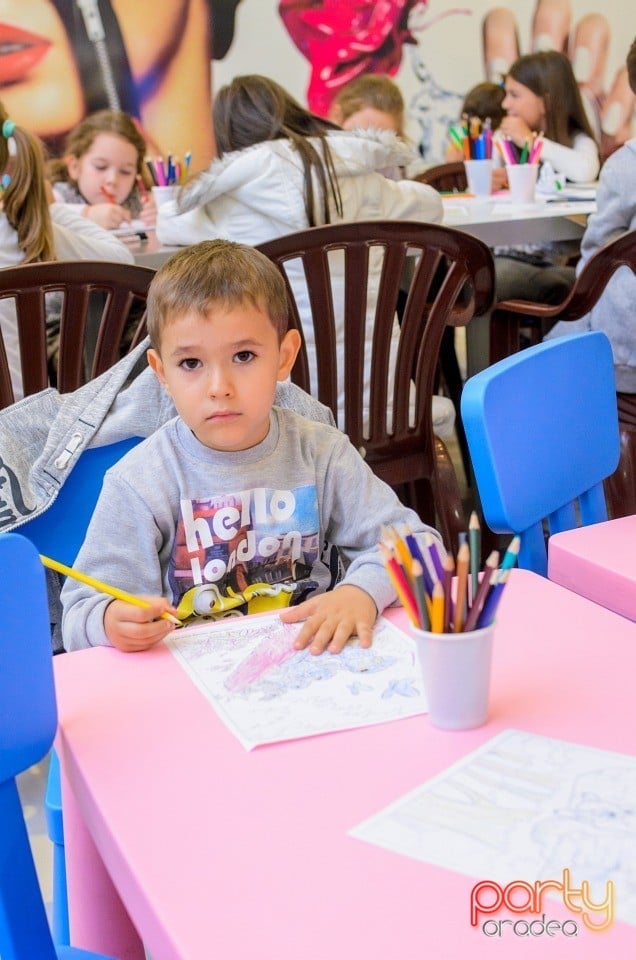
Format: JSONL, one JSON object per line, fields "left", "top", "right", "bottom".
{"left": 548, "top": 515, "right": 636, "bottom": 621}
{"left": 54, "top": 569, "right": 636, "bottom": 960}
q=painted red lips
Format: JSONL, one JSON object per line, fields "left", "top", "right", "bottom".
{"left": 0, "top": 24, "right": 51, "bottom": 85}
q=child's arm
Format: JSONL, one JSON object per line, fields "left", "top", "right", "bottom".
{"left": 280, "top": 427, "right": 443, "bottom": 654}
{"left": 61, "top": 469, "right": 172, "bottom": 652}
{"left": 104, "top": 596, "right": 179, "bottom": 652}
{"left": 282, "top": 584, "right": 376, "bottom": 655}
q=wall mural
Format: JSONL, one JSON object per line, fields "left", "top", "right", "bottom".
{"left": 0, "top": 0, "right": 633, "bottom": 171}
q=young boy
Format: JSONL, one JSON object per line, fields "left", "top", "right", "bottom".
{"left": 61, "top": 240, "right": 443, "bottom": 655}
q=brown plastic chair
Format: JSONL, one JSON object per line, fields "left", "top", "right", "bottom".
{"left": 413, "top": 162, "right": 468, "bottom": 194}
{"left": 0, "top": 259, "right": 155, "bottom": 408}
{"left": 258, "top": 220, "right": 495, "bottom": 554}
{"left": 487, "top": 228, "right": 636, "bottom": 516}
{"left": 489, "top": 229, "right": 636, "bottom": 364}
{"left": 413, "top": 162, "right": 472, "bottom": 479}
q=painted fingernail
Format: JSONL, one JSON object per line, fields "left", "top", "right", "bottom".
{"left": 601, "top": 102, "right": 622, "bottom": 136}
{"left": 486, "top": 57, "right": 509, "bottom": 83}
{"left": 571, "top": 45, "right": 592, "bottom": 82}
{"left": 533, "top": 33, "right": 557, "bottom": 52}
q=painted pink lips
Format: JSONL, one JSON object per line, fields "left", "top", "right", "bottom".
{"left": 0, "top": 23, "right": 52, "bottom": 85}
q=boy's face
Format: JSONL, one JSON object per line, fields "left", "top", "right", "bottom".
{"left": 147, "top": 302, "right": 300, "bottom": 452}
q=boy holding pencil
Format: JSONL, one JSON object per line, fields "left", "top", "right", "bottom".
{"left": 61, "top": 240, "right": 443, "bottom": 654}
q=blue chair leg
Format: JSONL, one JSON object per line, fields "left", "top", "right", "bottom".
{"left": 44, "top": 749, "right": 69, "bottom": 946}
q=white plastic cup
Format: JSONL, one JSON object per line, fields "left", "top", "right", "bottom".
{"left": 506, "top": 163, "right": 539, "bottom": 204}
{"left": 464, "top": 159, "right": 494, "bottom": 197}
{"left": 151, "top": 185, "right": 178, "bottom": 207}
{"left": 412, "top": 624, "right": 494, "bottom": 730}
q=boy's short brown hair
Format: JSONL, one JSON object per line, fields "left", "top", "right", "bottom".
{"left": 146, "top": 239, "right": 289, "bottom": 350}
{"left": 627, "top": 37, "right": 636, "bottom": 94}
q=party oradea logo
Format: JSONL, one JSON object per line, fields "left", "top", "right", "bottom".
{"left": 470, "top": 868, "right": 614, "bottom": 937}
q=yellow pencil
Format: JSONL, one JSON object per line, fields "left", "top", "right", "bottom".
{"left": 430, "top": 581, "right": 445, "bottom": 634}
{"left": 40, "top": 554, "right": 181, "bottom": 625}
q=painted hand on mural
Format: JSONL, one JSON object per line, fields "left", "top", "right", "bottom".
{"left": 278, "top": 0, "right": 426, "bottom": 117}
{"left": 483, "top": 0, "right": 635, "bottom": 159}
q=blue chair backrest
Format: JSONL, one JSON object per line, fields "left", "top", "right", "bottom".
{"left": 18, "top": 437, "right": 142, "bottom": 566}
{"left": 461, "top": 332, "right": 620, "bottom": 575}
{"left": 0, "top": 533, "right": 59, "bottom": 959}
{"left": 0, "top": 533, "right": 117, "bottom": 960}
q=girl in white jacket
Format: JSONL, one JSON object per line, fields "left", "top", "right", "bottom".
{"left": 156, "top": 75, "right": 454, "bottom": 438}
{"left": 0, "top": 102, "right": 135, "bottom": 401}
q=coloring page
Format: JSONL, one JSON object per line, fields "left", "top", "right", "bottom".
{"left": 350, "top": 729, "right": 636, "bottom": 926}
{"left": 165, "top": 614, "right": 427, "bottom": 750}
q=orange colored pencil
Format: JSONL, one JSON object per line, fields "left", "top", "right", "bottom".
{"left": 453, "top": 540, "right": 470, "bottom": 632}
{"left": 379, "top": 544, "right": 419, "bottom": 627}
{"left": 430, "top": 581, "right": 445, "bottom": 633}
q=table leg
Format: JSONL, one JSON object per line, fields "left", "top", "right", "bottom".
{"left": 61, "top": 758, "right": 146, "bottom": 960}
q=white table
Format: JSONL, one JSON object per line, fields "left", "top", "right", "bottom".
{"left": 442, "top": 194, "right": 595, "bottom": 247}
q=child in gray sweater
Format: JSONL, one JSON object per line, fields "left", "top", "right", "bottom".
{"left": 546, "top": 36, "right": 636, "bottom": 394}
{"left": 61, "top": 239, "right": 441, "bottom": 655}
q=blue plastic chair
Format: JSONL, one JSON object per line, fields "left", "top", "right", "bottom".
{"left": 0, "top": 532, "right": 116, "bottom": 960}
{"left": 17, "top": 437, "right": 142, "bottom": 946}
{"left": 461, "top": 331, "right": 620, "bottom": 576}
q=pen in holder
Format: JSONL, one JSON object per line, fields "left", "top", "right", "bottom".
{"left": 380, "top": 519, "right": 517, "bottom": 730}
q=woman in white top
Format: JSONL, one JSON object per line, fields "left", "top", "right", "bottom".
{"left": 0, "top": 103, "right": 134, "bottom": 401}
{"left": 493, "top": 51, "right": 600, "bottom": 305}
{"left": 156, "top": 75, "right": 454, "bottom": 438}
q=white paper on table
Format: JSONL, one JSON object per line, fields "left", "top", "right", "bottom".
{"left": 164, "top": 613, "right": 427, "bottom": 750}
{"left": 112, "top": 221, "right": 156, "bottom": 236}
{"left": 350, "top": 728, "right": 636, "bottom": 926}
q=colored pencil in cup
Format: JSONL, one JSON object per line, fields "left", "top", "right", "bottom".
{"left": 464, "top": 550, "right": 499, "bottom": 632}
{"left": 476, "top": 568, "right": 510, "bottom": 629}
{"left": 39, "top": 554, "right": 181, "bottom": 625}
{"left": 500, "top": 535, "right": 521, "bottom": 572}
{"left": 453, "top": 539, "right": 470, "bottom": 633}
{"left": 411, "top": 559, "right": 431, "bottom": 631}
{"left": 442, "top": 553, "right": 455, "bottom": 633}
{"left": 379, "top": 543, "right": 419, "bottom": 627}
{"left": 468, "top": 511, "right": 481, "bottom": 601}
{"left": 430, "top": 580, "right": 445, "bottom": 633}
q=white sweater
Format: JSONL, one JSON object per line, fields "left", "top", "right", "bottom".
{"left": 0, "top": 204, "right": 134, "bottom": 400}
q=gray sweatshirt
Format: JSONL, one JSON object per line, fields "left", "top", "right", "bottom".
{"left": 545, "top": 138, "right": 636, "bottom": 392}
{"left": 61, "top": 407, "right": 439, "bottom": 650}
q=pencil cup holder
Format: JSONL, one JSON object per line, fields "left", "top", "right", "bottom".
{"left": 151, "top": 185, "right": 178, "bottom": 207}
{"left": 463, "top": 159, "right": 493, "bottom": 198}
{"left": 412, "top": 624, "right": 494, "bottom": 730}
{"left": 505, "top": 163, "right": 538, "bottom": 204}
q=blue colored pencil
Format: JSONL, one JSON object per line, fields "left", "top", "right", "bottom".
{"left": 476, "top": 569, "right": 510, "bottom": 628}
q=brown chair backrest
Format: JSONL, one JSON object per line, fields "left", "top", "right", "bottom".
{"left": 413, "top": 162, "right": 468, "bottom": 194}
{"left": 489, "top": 228, "right": 636, "bottom": 364}
{"left": 488, "top": 228, "right": 636, "bottom": 520}
{"left": 258, "top": 220, "right": 495, "bottom": 551}
{"left": 0, "top": 259, "right": 155, "bottom": 408}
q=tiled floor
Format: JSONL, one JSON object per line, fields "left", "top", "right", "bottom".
{"left": 18, "top": 755, "right": 53, "bottom": 920}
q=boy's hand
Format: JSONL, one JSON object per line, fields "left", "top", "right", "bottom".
{"left": 279, "top": 585, "right": 377, "bottom": 655}
{"left": 84, "top": 202, "right": 132, "bottom": 230}
{"left": 104, "top": 595, "right": 179, "bottom": 652}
